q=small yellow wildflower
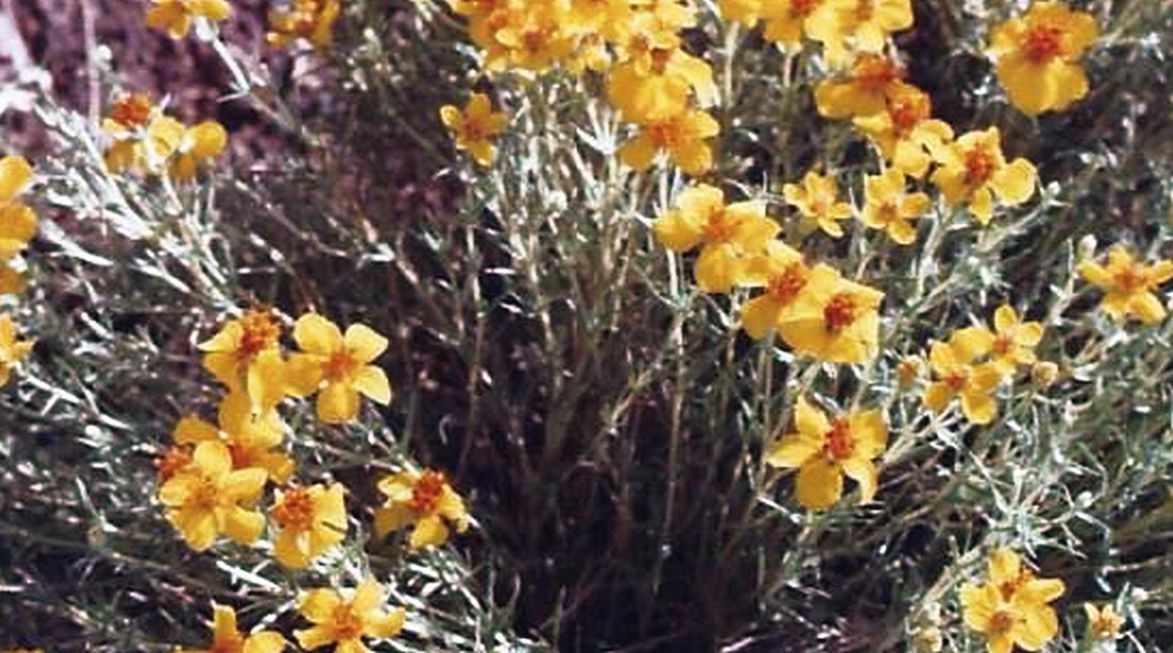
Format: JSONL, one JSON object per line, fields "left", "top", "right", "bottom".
{"left": 270, "top": 483, "right": 347, "bottom": 568}
{"left": 607, "top": 47, "right": 717, "bottom": 123}
{"left": 762, "top": 0, "right": 826, "bottom": 46}
{"left": 738, "top": 242, "right": 813, "bottom": 339}
{"left": 778, "top": 265, "right": 884, "bottom": 363}
{"left": 170, "top": 121, "right": 229, "bottom": 182}
{"left": 102, "top": 93, "right": 155, "bottom": 173}
{"left": 988, "top": 2, "right": 1098, "bottom": 115}
{"left": 814, "top": 53, "right": 904, "bottom": 119}
{"left": 897, "top": 355, "right": 922, "bottom": 386}
{"left": 929, "top": 127, "right": 1036, "bottom": 225}
{"left": 286, "top": 314, "right": 393, "bottom": 424}
{"left": 491, "top": 8, "right": 574, "bottom": 72}
{"left": 765, "top": 397, "right": 887, "bottom": 509}
{"left": 618, "top": 108, "right": 720, "bottom": 176}
{"left": 158, "top": 440, "right": 267, "bottom": 551}
{"left": 171, "top": 391, "right": 294, "bottom": 483}
{"left": 175, "top": 603, "right": 286, "bottom": 653}
{"left": 782, "top": 170, "right": 853, "bottom": 238}
{"left": 960, "top": 547, "right": 1064, "bottom": 653}
{"left": 1077, "top": 245, "right": 1173, "bottom": 324}
{"left": 988, "top": 305, "right": 1043, "bottom": 375}
{"left": 375, "top": 469, "right": 470, "bottom": 549}
{"left": 922, "top": 328, "right": 1003, "bottom": 424}
{"left": 1030, "top": 361, "right": 1059, "bottom": 389}
{"left": 859, "top": 168, "right": 929, "bottom": 245}
{"left": 807, "top": 0, "right": 914, "bottom": 65}
{"left": 145, "top": 0, "right": 232, "bottom": 39}
{"left": 267, "top": 0, "right": 340, "bottom": 48}
{"left": 199, "top": 309, "right": 285, "bottom": 410}
{"left": 0, "top": 155, "right": 37, "bottom": 260}
{"left": 440, "top": 93, "right": 508, "bottom": 167}
{"left": 295, "top": 578, "right": 406, "bottom": 652}
{"left": 1083, "top": 603, "right": 1123, "bottom": 640}
{"left": 853, "top": 82, "right": 954, "bottom": 178}
{"left": 0, "top": 314, "right": 34, "bottom": 388}
{"left": 651, "top": 184, "right": 779, "bottom": 293}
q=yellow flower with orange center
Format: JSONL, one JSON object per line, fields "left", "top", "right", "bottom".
{"left": 267, "top": 0, "right": 340, "bottom": 48}
{"left": 101, "top": 94, "right": 157, "bottom": 173}
{"left": 782, "top": 170, "right": 853, "bottom": 238}
{"left": 737, "top": 241, "right": 814, "bottom": 339}
{"left": 986, "top": 305, "right": 1044, "bottom": 375}
{"left": 174, "top": 604, "right": 285, "bottom": 653}
{"left": 295, "top": 578, "right": 406, "bottom": 652}
{"left": 651, "top": 184, "right": 780, "bottom": 293}
{"left": 807, "top": 0, "right": 914, "bottom": 65}
{"left": 777, "top": 265, "right": 884, "bottom": 363}
{"left": 988, "top": 2, "right": 1098, "bottom": 115}
{"left": 607, "top": 47, "right": 717, "bottom": 123}
{"left": 765, "top": 397, "right": 887, "bottom": 509}
{"left": 490, "top": 5, "right": 574, "bottom": 71}
{"left": 762, "top": 0, "right": 826, "bottom": 46}
{"left": 0, "top": 314, "right": 34, "bottom": 388}
{"left": 199, "top": 309, "right": 286, "bottom": 411}
{"left": 859, "top": 168, "right": 929, "bottom": 245}
{"left": 960, "top": 547, "right": 1065, "bottom": 653}
{"left": 1083, "top": 603, "right": 1124, "bottom": 640}
{"left": 171, "top": 391, "right": 294, "bottom": 483}
{"left": 440, "top": 93, "right": 508, "bottom": 167}
{"left": 814, "top": 53, "right": 905, "bottom": 119}
{"left": 929, "top": 127, "right": 1036, "bottom": 225}
{"left": 1077, "top": 245, "right": 1173, "bottom": 325}
{"left": 922, "top": 327, "right": 1003, "bottom": 424}
{"left": 270, "top": 483, "right": 347, "bottom": 568}
{"left": 145, "top": 0, "right": 232, "bottom": 39}
{"left": 0, "top": 155, "right": 37, "bottom": 262}
{"left": 375, "top": 468, "right": 470, "bottom": 549}
{"left": 853, "top": 82, "right": 954, "bottom": 178}
{"left": 286, "top": 314, "right": 393, "bottom": 424}
{"left": 157, "top": 440, "right": 267, "bottom": 551}
{"left": 618, "top": 108, "right": 720, "bottom": 176}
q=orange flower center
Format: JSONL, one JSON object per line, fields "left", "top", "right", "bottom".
{"left": 877, "top": 200, "right": 902, "bottom": 224}
{"left": 789, "top": 0, "right": 818, "bottom": 18}
{"left": 823, "top": 293, "right": 858, "bottom": 332}
{"left": 155, "top": 445, "right": 192, "bottom": 481}
{"left": 110, "top": 93, "right": 153, "bottom": 127}
{"left": 408, "top": 470, "right": 448, "bottom": 515}
{"left": 988, "top": 609, "right": 1016, "bottom": 636}
{"left": 992, "top": 333, "right": 1012, "bottom": 356}
{"left": 943, "top": 369, "right": 968, "bottom": 391}
{"left": 459, "top": 117, "right": 488, "bottom": 143}
{"left": 1022, "top": 22, "right": 1064, "bottom": 62}
{"left": 330, "top": 603, "right": 365, "bottom": 640}
{"left": 322, "top": 348, "right": 360, "bottom": 381}
{"left": 649, "top": 47, "right": 673, "bottom": 74}
{"left": 962, "top": 146, "right": 996, "bottom": 185}
{"left": 521, "top": 27, "right": 551, "bottom": 54}
{"left": 767, "top": 263, "right": 808, "bottom": 303}
{"left": 997, "top": 569, "right": 1033, "bottom": 601}
{"left": 701, "top": 208, "right": 735, "bottom": 242}
{"left": 822, "top": 418, "right": 855, "bottom": 460}
{"left": 1112, "top": 263, "right": 1148, "bottom": 293}
{"left": 852, "top": 0, "right": 875, "bottom": 22}
{"left": 888, "top": 93, "right": 930, "bottom": 134}
{"left": 272, "top": 486, "right": 314, "bottom": 531}
{"left": 852, "top": 55, "right": 901, "bottom": 90}
{"left": 237, "top": 310, "right": 280, "bottom": 360}
{"left": 190, "top": 476, "right": 220, "bottom": 510}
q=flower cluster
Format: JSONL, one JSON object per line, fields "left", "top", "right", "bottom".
{"left": 0, "top": 156, "right": 37, "bottom": 387}
{"left": 961, "top": 548, "right": 1065, "bottom": 653}
{"left": 101, "top": 93, "right": 228, "bottom": 183}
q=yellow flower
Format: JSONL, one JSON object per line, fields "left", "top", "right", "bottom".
{"left": 987, "top": 305, "right": 1043, "bottom": 375}
{"left": 270, "top": 483, "right": 347, "bottom": 568}
{"left": 171, "top": 391, "right": 294, "bottom": 483}
{"left": 859, "top": 168, "right": 929, "bottom": 245}
{"left": 607, "top": 47, "right": 717, "bottom": 123}
{"left": 0, "top": 155, "right": 37, "bottom": 260}
{"left": 852, "top": 82, "right": 954, "bottom": 178}
{"left": 295, "top": 578, "right": 406, "bottom": 652}
{"left": 199, "top": 309, "right": 286, "bottom": 411}
{"left": 897, "top": 355, "right": 922, "bottom": 386}
{"left": 102, "top": 93, "right": 157, "bottom": 173}
{"left": 782, "top": 170, "right": 853, "bottom": 238}
{"left": 1077, "top": 245, "right": 1173, "bottom": 324}
{"left": 286, "top": 314, "right": 393, "bottom": 424}
{"left": 158, "top": 440, "right": 267, "bottom": 551}
{"left": 175, "top": 603, "right": 286, "bottom": 653}
{"left": 922, "top": 328, "right": 1003, "bottom": 424}
{"left": 145, "top": 0, "right": 232, "bottom": 39}
{"left": 651, "top": 184, "right": 780, "bottom": 293}
{"left": 1083, "top": 603, "right": 1123, "bottom": 640}
{"left": 988, "top": 2, "right": 1098, "bottom": 115}
{"left": 778, "top": 265, "right": 884, "bottom": 363}
{"left": 374, "top": 468, "right": 470, "bottom": 549}
{"left": 929, "top": 127, "right": 1036, "bottom": 225}
{"left": 440, "top": 93, "right": 508, "bottom": 167}
{"left": 762, "top": 0, "right": 826, "bottom": 46}
{"left": 960, "top": 547, "right": 1065, "bottom": 653}
{"left": 169, "top": 121, "right": 229, "bottom": 182}
{"left": 0, "top": 314, "right": 34, "bottom": 388}
{"left": 267, "top": 0, "right": 340, "bottom": 48}
{"left": 814, "top": 53, "right": 904, "bottom": 119}
{"left": 738, "top": 242, "right": 813, "bottom": 339}
{"left": 765, "top": 397, "right": 887, "bottom": 509}
{"left": 491, "top": 6, "right": 574, "bottom": 71}
{"left": 618, "top": 108, "right": 720, "bottom": 176}
{"left": 807, "top": 0, "right": 914, "bottom": 64}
